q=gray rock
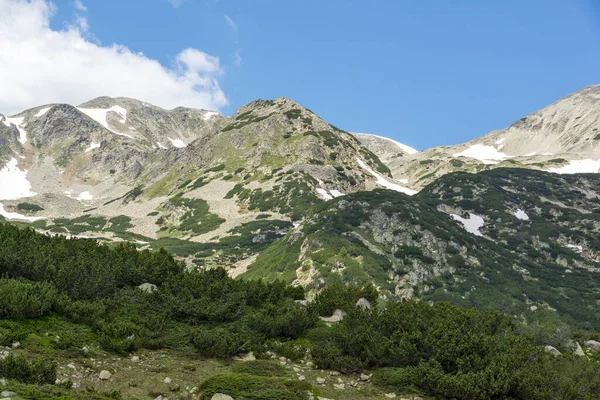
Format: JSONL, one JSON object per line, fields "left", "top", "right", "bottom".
{"left": 316, "top": 377, "right": 326, "bottom": 384}
{"left": 99, "top": 370, "right": 112, "bottom": 380}
{"left": 333, "top": 383, "right": 345, "bottom": 390}
{"left": 0, "top": 379, "right": 6, "bottom": 386}
{"left": 131, "top": 356, "right": 140, "bottom": 362}
{"left": 574, "top": 342, "right": 585, "bottom": 356}
{"left": 163, "top": 377, "right": 172, "bottom": 384}
{"left": 211, "top": 394, "right": 234, "bottom": 400}
{"left": 10, "top": 342, "right": 19, "bottom": 349}
{"left": 584, "top": 340, "right": 600, "bottom": 351}
{"left": 138, "top": 283, "right": 158, "bottom": 293}
{"left": 544, "top": 345, "right": 562, "bottom": 357}
{"left": 1, "top": 391, "right": 17, "bottom": 397}
{"left": 356, "top": 298, "right": 372, "bottom": 309}
{"left": 319, "top": 309, "right": 346, "bottom": 323}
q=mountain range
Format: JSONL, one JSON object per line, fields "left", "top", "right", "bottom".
{"left": 1, "top": 85, "right": 599, "bottom": 329}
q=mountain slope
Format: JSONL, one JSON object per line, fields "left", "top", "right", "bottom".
{"left": 360, "top": 85, "right": 600, "bottom": 190}
{"left": 244, "top": 169, "right": 600, "bottom": 330}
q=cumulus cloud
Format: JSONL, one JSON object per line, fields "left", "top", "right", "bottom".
{"left": 0, "top": 0, "right": 227, "bottom": 115}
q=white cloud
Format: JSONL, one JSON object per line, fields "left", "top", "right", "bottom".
{"left": 73, "top": 0, "right": 87, "bottom": 12}
{"left": 0, "top": 0, "right": 227, "bottom": 115}
{"left": 224, "top": 15, "right": 237, "bottom": 32}
{"left": 234, "top": 49, "right": 242, "bottom": 66}
{"left": 168, "top": 0, "right": 184, "bottom": 8}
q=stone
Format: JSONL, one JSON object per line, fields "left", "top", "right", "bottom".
{"left": 356, "top": 297, "right": 372, "bottom": 309}
{"left": 0, "top": 379, "right": 6, "bottom": 386}
{"left": 305, "top": 361, "right": 315, "bottom": 368}
{"left": 154, "top": 396, "right": 165, "bottom": 400}
{"left": 293, "top": 367, "right": 301, "bottom": 372}
{"left": 67, "top": 363, "right": 76, "bottom": 369}
{"left": 529, "top": 305, "right": 538, "bottom": 311}
{"left": 298, "top": 375, "right": 306, "bottom": 381}
{"left": 584, "top": 340, "right": 600, "bottom": 351}
{"left": 359, "top": 373, "right": 372, "bottom": 381}
{"left": 99, "top": 370, "right": 112, "bottom": 380}
{"left": 544, "top": 345, "right": 562, "bottom": 357}
{"left": 333, "top": 383, "right": 345, "bottom": 390}
{"left": 316, "top": 377, "right": 326, "bottom": 384}
{"left": 319, "top": 309, "right": 346, "bottom": 323}
{"left": 574, "top": 342, "right": 585, "bottom": 356}
{"left": 211, "top": 394, "right": 234, "bottom": 400}
{"left": 329, "top": 371, "right": 340, "bottom": 376}
{"left": 131, "top": 356, "right": 140, "bottom": 362}
{"left": 384, "top": 394, "right": 397, "bottom": 399}
{"left": 138, "top": 283, "right": 158, "bottom": 293}
{"left": 164, "top": 377, "right": 172, "bottom": 384}
{"left": 1, "top": 391, "right": 16, "bottom": 397}
{"left": 11, "top": 342, "right": 20, "bottom": 349}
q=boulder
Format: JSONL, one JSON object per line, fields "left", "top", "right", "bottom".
{"left": 544, "top": 345, "right": 562, "bottom": 357}
{"left": 1, "top": 391, "right": 16, "bottom": 397}
{"left": 163, "top": 377, "right": 172, "bottom": 384}
{"left": 584, "top": 340, "right": 600, "bottom": 351}
{"left": 384, "top": 394, "right": 397, "bottom": 399}
{"left": 138, "top": 283, "right": 158, "bottom": 293}
{"left": 211, "top": 394, "right": 234, "bottom": 400}
{"left": 574, "top": 342, "right": 585, "bottom": 356}
{"left": 131, "top": 356, "right": 140, "bottom": 362}
{"left": 356, "top": 298, "right": 372, "bottom": 309}
{"left": 319, "top": 309, "right": 346, "bottom": 323}
{"left": 333, "top": 383, "right": 345, "bottom": 390}
{"left": 99, "top": 370, "right": 112, "bottom": 380}
{"left": 316, "top": 377, "right": 326, "bottom": 384}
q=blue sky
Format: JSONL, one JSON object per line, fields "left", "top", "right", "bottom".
{"left": 18, "top": 1, "right": 600, "bottom": 149}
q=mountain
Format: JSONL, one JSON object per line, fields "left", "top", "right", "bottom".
{"left": 1, "top": 87, "right": 600, "bottom": 329}
{"left": 360, "top": 85, "right": 600, "bottom": 190}
{"left": 0, "top": 96, "right": 408, "bottom": 266}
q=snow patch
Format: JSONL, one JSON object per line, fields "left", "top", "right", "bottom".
{"left": 357, "top": 158, "right": 417, "bottom": 195}
{"left": 566, "top": 244, "right": 583, "bottom": 253}
{"left": 85, "top": 142, "right": 101, "bottom": 153}
{"left": 0, "top": 158, "right": 36, "bottom": 200}
{"left": 76, "top": 191, "right": 93, "bottom": 201}
{"left": 202, "top": 111, "right": 220, "bottom": 121}
{"left": 77, "top": 106, "right": 132, "bottom": 138}
{"left": 329, "top": 189, "right": 345, "bottom": 198}
{"left": 316, "top": 188, "right": 333, "bottom": 201}
{"left": 495, "top": 138, "right": 505, "bottom": 145}
{"left": 168, "top": 138, "right": 187, "bottom": 148}
{"left": 395, "top": 178, "right": 409, "bottom": 184}
{"left": 2, "top": 116, "right": 27, "bottom": 144}
{"left": 454, "top": 145, "right": 513, "bottom": 164}
{"left": 450, "top": 213, "right": 485, "bottom": 237}
{"left": 0, "top": 203, "right": 44, "bottom": 222}
{"left": 546, "top": 159, "right": 600, "bottom": 174}
{"left": 514, "top": 209, "right": 529, "bottom": 221}
{"left": 156, "top": 142, "right": 168, "bottom": 150}
{"left": 35, "top": 107, "right": 50, "bottom": 117}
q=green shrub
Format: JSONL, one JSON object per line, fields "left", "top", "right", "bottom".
{"left": 199, "top": 373, "right": 312, "bottom": 400}
{"left": 16, "top": 203, "right": 43, "bottom": 212}
{"left": 192, "top": 328, "right": 244, "bottom": 357}
{"left": 0, "top": 354, "right": 56, "bottom": 384}
{"left": 0, "top": 279, "right": 58, "bottom": 319}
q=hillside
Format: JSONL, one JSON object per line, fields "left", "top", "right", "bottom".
{"left": 360, "top": 85, "right": 600, "bottom": 190}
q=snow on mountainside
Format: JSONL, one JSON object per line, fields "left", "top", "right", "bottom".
{"left": 359, "top": 84, "right": 600, "bottom": 190}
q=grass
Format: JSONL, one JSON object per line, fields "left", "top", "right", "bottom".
{"left": 17, "top": 202, "right": 44, "bottom": 212}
